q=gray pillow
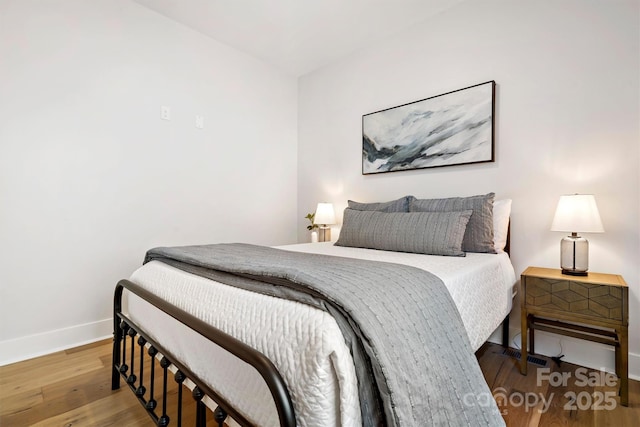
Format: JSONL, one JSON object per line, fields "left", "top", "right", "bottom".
{"left": 347, "top": 196, "right": 412, "bottom": 212}
{"left": 409, "top": 193, "right": 495, "bottom": 253}
{"left": 335, "top": 209, "right": 472, "bottom": 256}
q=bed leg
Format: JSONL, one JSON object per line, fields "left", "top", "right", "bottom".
{"left": 112, "top": 282, "right": 124, "bottom": 390}
{"left": 111, "top": 337, "right": 121, "bottom": 390}
{"left": 502, "top": 314, "right": 510, "bottom": 348}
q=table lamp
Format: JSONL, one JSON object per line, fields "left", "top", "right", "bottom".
{"left": 550, "top": 194, "right": 604, "bottom": 276}
{"left": 314, "top": 203, "right": 336, "bottom": 242}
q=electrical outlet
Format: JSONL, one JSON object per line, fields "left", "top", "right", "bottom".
{"left": 161, "top": 106, "right": 171, "bottom": 121}
{"left": 195, "top": 115, "right": 204, "bottom": 129}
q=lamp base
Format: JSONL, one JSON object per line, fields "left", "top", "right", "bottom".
{"left": 561, "top": 269, "right": 588, "bottom": 276}
{"left": 318, "top": 226, "right": 331, "bottom": 242}
{"left": 560, "top": 233, "right": 589, "bottom": 276}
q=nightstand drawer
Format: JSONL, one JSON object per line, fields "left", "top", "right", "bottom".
{"left": 525, "top": 276, "right": 624, "bottom": 322}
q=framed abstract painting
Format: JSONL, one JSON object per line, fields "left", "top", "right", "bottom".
{"left": 362, "top": 81, "right": 495, "bottom": 174}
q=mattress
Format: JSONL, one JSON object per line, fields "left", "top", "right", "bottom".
{"left": 125, "top": 242, "right": 516, "bottom": 427}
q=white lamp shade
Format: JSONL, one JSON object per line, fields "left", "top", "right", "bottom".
{"left": 314, "top": 203, "right": 336, "bottom": 225}
{"left": 550, "top": 194, "right": 604, "bottom": 233}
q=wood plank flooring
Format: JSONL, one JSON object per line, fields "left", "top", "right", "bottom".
{"left": 0, "top": 340, "right": 150, "bottom": 426}
{"left": 1, "top": 339, "right": 638, "bottom": 426}
{"left": 476, "top": 343, "right": 639, "bottom": 426}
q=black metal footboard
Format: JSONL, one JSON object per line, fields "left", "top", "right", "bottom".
{"left": 112, "top": 279, "right": 296, "bottom": 427}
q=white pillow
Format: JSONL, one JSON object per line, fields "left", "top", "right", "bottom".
{"left": 493, "top": 199, "right": 512, "bottom": 253}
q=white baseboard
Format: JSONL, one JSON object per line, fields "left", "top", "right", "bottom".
{"left": 487, "top": 326, "right": 640, "bottom": 381}
{"left": 0, "top": 318, "right": 112, "bottom": 366}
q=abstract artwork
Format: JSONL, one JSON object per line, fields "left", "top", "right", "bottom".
{"left": 362, "top": 81, "right": 495, "bottom": 174}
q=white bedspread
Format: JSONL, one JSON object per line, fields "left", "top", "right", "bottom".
{"left": 284, "top": 243, "right": 517, "bottom": 351}
{"left": 125, "top": 243, "right": 515, "bottom": 427}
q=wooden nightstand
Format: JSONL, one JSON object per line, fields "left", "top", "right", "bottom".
{"left": 520, "top": 266, "right": 629, "bottom": 406}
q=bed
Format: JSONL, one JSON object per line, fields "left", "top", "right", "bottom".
{"left": 112, "top": 193, "right": 515, "bottom": 427}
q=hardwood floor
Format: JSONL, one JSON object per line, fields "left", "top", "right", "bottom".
{"left": 0, "top": 340, "right": 149, "bottom": 426}
{"left": 0, "top": 339, "right": 638, "bottom": 426}
{"left": 476, "top": 343, "right": 639, "bottom": 426}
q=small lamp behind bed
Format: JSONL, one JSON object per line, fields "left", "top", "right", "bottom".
{"left": 550, "top": 194, "right": 604, "bottom": 276}
{"left": 315, "top": 203, "right": 336, "bottom": 242}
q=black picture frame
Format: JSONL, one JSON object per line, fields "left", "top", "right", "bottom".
{"left": 362, "top": 81, "right": 495, "bottom": 175}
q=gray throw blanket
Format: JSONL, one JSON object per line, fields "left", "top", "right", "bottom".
{"left": 144, "top": 243, "right": 504, "bottom": 427}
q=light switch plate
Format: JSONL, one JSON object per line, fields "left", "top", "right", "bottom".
{"left": 161, "top": 106, "right": 171, "bottom": 120}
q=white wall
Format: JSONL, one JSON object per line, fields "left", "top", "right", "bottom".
{"left": 0, "top": 0, "right": 298, "bottom": 364}
{"left": 298, "top": 0, "right": 640, "bottom": 377}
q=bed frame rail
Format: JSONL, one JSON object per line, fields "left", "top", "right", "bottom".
{"left": 112, "top": 279, "right": 296, "bottom": 427}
